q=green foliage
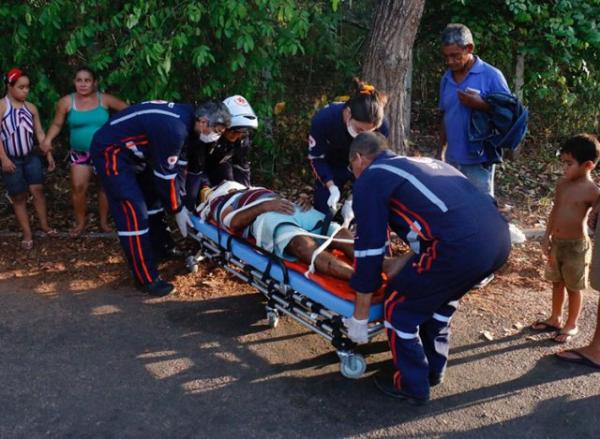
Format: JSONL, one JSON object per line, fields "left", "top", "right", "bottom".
{"left": 415, "top": 0, "right": 600, "bottom": 142}
{"left": 0, "top": 0, "right": 365, "bottom": 181}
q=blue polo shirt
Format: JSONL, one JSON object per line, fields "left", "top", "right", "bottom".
{"left": 439, "top": 56, "right": 510, "bottom": 164}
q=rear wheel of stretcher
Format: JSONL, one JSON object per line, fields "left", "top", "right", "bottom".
{"left": 266, "top": 309, "right": 279, "bottom": 328}
{"left": 338, "top": 352, "right": 367, "bottom": 379}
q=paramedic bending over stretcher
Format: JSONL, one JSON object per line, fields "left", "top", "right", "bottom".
{"left": 91, "top": 101, "right": 231, "bottom": 297}
{"left": 199, "top": 181, "right": 358, "bottom": 280}
{"left": 345, "top": 132, "right": 510, "bottom": 404}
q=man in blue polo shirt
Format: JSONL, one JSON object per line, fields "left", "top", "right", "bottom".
{"left": 344, "top": 132, "right": 510, "bottom": 404}
{"left": 438, "top": 23, "right": 511, "bottom": 197}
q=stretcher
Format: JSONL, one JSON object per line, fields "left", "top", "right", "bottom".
{"left": 187, "top": 215, "right": 385, "bottom": 378}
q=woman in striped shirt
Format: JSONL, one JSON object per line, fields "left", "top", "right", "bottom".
{"left": 0, "top": 68, "right": 56, "bottom": 250}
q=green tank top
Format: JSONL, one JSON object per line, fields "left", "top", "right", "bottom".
{"left": 67, "top": 92, "right": 110, "bottom": 152}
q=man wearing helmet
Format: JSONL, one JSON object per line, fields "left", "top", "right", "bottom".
{"left": 185, "top": 95, "right": 258, "bottom": 210}
{"left": 90, "top": 100, "right": 231, "bottom": 296}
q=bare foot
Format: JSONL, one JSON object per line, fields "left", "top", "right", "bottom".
{"left": 100, "top": 223, "right": 113, "bottom": 233}
{"left": 69, "top": 225, "right": 86, "bottom": 238}
{"left": 556, "top": 347, "right": 600, "bottom": 369}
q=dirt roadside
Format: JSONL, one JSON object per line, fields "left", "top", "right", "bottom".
{"left": 0, "top": 236, "right": 599, "bottom": 438}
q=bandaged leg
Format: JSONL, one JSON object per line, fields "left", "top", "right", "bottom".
{"left": 286, "top": 235, "right": 354, "bottom": 280}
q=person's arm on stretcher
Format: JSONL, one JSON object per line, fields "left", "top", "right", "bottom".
{"left": 224, "top": 199, "right": 295, "bottom": 230}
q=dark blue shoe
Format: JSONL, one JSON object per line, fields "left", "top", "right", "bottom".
{"left": 140, "top": 278, "right": 175, "bottom": 297}
{"left": 374, "top": 375, "right": 429, "bottom": 405}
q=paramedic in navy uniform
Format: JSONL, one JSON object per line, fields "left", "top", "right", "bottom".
{"left": 90, "top": 100, "right": 231, "bottom": 296}
{"left": 308, "top": 78, "right": 388, "bottom": 217}
{"left": 344, "top": 132, "right": 510, "bottom": 404}
{"left": 185, "top": 95, "right": 258, "bottom": 208}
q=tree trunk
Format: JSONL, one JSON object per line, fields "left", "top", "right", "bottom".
{"left": 361, "top": 0, "right": 425, "bottom": 153}
{"left": 515, "top": 52, "right": 525, "bottom": 99}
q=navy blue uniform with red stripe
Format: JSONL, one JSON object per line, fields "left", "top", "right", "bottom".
{"left": 350, "top": 151, "right": 510, "bottom": 399}
{"left": 90, "top": 101, "right": 195, "bottom": 285}
{"left": 308, "top": 103, "right": 389, "bottom": 213}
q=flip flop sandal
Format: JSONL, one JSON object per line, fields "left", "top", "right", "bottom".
{"left": 530, "top": 320, "right": 562, "bottom": 332}
{"left": 556, "top": 350, "right": 600, "bottom": 370}
{"left": 39, "top": 228, "right": 58, "bottom": 237}
{"left": 20, "top": 240, "right": 33, "bottom": 250}
{"left": 554, "top": 328, "right": 579, "bottom": 344}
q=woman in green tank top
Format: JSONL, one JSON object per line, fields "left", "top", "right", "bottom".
{"left": 42, "top": 67, "right": 127, "bottom": 237}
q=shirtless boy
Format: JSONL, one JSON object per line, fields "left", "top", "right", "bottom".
{"left": 532, "top": 133, "right": 600, "bottom": 343}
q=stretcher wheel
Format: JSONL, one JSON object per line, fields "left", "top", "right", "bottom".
{"left": 266, "top": 310, "right": 279, "bottom": 328}
{"left": 339, "top": 353, "right": 367, "bottom": 379}
{"left": 185, "top": 256, "right": 199, "bottom": 273}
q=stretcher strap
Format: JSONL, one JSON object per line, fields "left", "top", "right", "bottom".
{"left": 305, "top": 216, "right": 352, "bottom": 278}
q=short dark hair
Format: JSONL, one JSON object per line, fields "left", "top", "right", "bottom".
{"left": 75, "top": 66, "right": 97, "bottom": 81}
{"left": 349, "top": 132, "right": 389, "bottom": 160}
{"left": 560, "top": 133, "right": 600, "bottom": 165}
{"left": 345, "top": 77, "right": 387, "bottom": 127}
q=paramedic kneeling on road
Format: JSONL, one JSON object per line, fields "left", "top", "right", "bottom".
{"left": 345, "top": 132, "right": 510, "bottom": 404}
{"left": 90, "top": 101, "right": 231, "bottom": 297}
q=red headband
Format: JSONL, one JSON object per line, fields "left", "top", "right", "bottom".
{"left": 6, "top": 68, "right": 23, "bottom": 84}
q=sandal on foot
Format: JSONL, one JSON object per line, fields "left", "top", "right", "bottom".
{"left": 69, "top": 227, "right": 85, "bottom": 238}
{"left": 530, "top": 320, "right": 562, "bottom": 332}
{"left": 556, "top": 349, "right": 600, "bottom": 370}
{"left": 39, "top": 228, "right": 58, "bottom": 237}
{"left": 554, "top": 328, "right": 578, "bottom": 344}
{"left": 20, "top": 240, "right": 33, "bottom": 250}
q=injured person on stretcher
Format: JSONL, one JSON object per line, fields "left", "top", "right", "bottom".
{"left": 197, "top": 181, "right": 410, "bottom": 281}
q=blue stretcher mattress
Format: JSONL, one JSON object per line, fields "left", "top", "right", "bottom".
{"left": 190, "top": 215, "right": 384, "bottom": 321}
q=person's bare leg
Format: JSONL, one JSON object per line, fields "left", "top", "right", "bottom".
{"left": 329, "top": 227, "right": 354, "bottom": 259}
{"left": 554, "top": 288, "right": 582, "bottom": 343}
{"left": 287, "top": 235, "right": 354, "bottom": 280}
{"left": 557, "top": 298, "right": 600, "bottom": 365}
{"left": 29, "top": 184, "right": 50, "bottom": 232}
{"left": 70, "top": 164, "right": 91, "bottom": 237}
{"left": 382, "top": 251, "right": 415, "bottom": 279}
{"left": 12, "top": 193, "right": 32, "bottom": 243}
{"left": 97, "top": 181, "right": 112, "bottom": 232}
{"left": 533, "top": 281, "right": 565, "bottom": 330}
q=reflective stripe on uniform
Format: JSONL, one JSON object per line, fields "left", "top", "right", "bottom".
{"left": 117, "top": 228, "right": 149, "bottom": 237}
{"left": 370, "top": 164, "right": 448, "bottom": 212}
{"left": 110, "top": 109, "right": 181, "bottom": 125}
{"left": 384, "top": 321, "right": 418, "bottom": 339}
{"left": 432, "top": 313, "right": 452, "bottom": 323}
{"left": 355, "top": 243, "right": 388, "bottom": 258}
{"left": 153, "top": 170, "right": 177, "bottom": 180}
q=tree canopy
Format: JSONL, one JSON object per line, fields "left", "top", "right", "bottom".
{"left": 1, "top": 0, "right": 598, "bottom": 177}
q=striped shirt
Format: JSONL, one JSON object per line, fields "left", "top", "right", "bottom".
{"left": 1, "top": 97, "right": 35, "bottom": 157}
{"left": 207, "top": 187, "right": 276, "bottom": 231}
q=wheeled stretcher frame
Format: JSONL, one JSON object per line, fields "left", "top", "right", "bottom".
{"left": 187, "top": 216, "right": 385, "bottom": 378}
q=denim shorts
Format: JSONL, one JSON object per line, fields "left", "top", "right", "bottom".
{"left": 448, "top": 162, "right": 495, "bottom": 197}
{"left": 1, "top": 153, "right": 44, "bottom": 196}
